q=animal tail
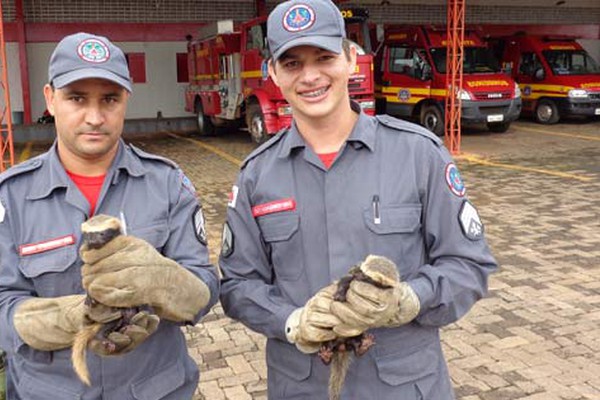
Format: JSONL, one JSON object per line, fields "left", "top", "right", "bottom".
{"left": 72, "top": 323, "right": 102, "bottom": 386}
{"left": 329, "top": 352, "right": 352, "bottom": 400}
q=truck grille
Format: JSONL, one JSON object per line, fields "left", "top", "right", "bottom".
{"left": 479, "top": 106, "right": 510, "bottom": 116}
{"left": 348, "top": 83, "right": 364, "bottom": 93}
{"left": 589, "top": 92, "right": 600, "bottom": 100}
{"left": 473, "top": 91, "right": 512, "bottom": 101}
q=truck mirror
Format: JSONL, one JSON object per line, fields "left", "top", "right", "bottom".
{"left": 534, "top": 67, "right": 545, "bottom": 81}
{"left": 421, "top": 64, "right": 432, "bottom": 81}
{"left": 260, "top": 48, "right": 271, "bottom": 60}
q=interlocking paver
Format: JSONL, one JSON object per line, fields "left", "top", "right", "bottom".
{"left": 15, "top": 119, "right": 599, "bottom": 399}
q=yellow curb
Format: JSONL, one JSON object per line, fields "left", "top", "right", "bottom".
{"left": 457, "top": 153, "right": 593, "bottom": 182}
{"left": 18, "top": 142, "right": 33, "bottom": 163}
{"left": 165, "top": 132, "right": 242, "bottom": 167}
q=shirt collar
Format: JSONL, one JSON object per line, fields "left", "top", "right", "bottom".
{"left": 277, "top": 101, "right": 376, "bottom": 159}
{"left": 27, "top": 139, "right": 146, "bottom": 200}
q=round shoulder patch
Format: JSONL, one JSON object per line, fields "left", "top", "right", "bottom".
{"left": 77, "top": 38, "right": 110, "bottom": 64}
{"left": 445, "top": 163, "right": 466, "bottom": 197}
{"left": 283, "top": 5, "right": 315, "bottom": 32}
{"left": 179, "top": 170, "right": 197, "bottom": 195}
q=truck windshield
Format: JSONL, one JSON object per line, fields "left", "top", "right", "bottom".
{"left": 542, "top": 50, "right": 600, "bottom": 75}
{"left": 430, "top": 47, "right": 501, "bottom": 74}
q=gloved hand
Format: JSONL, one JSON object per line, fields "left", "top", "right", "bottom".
{"left": 81, "top": 235, "right": 211, "bottom": 322}
{"left": 88, "top": 310, "right": 160, "bottom": 356}
{"left": 285, "top": 284, "right": 343, "bottom": 353}
{"left": 14, "top": 295, "right": 89, "bottom": 351}
{"left": 330, "top": 255, "right": 421, "bottom": 336}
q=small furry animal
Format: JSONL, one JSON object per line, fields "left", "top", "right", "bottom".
{"left": 319, "top": 255, "right": 399, "bottom": 400}
{"left": 72, "top": 214, "right": 143, "bottom": 386}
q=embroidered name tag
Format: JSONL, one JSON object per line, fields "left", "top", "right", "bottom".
{"left": 252, "top": 198, "right": 296, "bottom": 217}
{"left": 19, "top": 235, "right": 76, "bottom": 256}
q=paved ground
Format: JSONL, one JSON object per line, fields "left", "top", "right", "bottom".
{"left": 14, "top": 118, "right": 600, "bottom": 399}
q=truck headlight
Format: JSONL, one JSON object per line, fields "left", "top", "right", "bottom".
{"left": 457, "top": 89, "right": 472, "bottom": 100}
{"left": 277, "top": 106, "right": 292, "bottom": 116}
{"left": 514, "top": 83, "right": 521, "bottom": 98}
{"left": 360, "top": 100, "right": 375, "bottom": 110}
{"left": 568, "top": 89, "right": 588, "bottom": 98}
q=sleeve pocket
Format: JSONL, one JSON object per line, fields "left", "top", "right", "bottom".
{"left": 257, "top": 213, "right": 299, "bottom": 242}
{"left": 364, "top": 205, "right": 422, "bottom": 235}
{"left": 18, "top": 247, "right": 78, "bottom": 279}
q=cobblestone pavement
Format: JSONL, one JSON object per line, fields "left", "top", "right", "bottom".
{"left": 16, "top": 119, "right": 600, "bottom": 399}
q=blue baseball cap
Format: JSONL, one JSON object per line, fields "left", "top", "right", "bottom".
{"left": 48, "top": 32, "right": 132, "bottom": 92}
{"left": 267, "top": 0, "right": 346, "bottom": 61}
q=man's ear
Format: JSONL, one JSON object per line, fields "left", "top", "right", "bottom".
{"left": 348, "top": 45, "right": 358, "bottom": 75}
{"left": 268, "top": 60, "right": 280, "bottom": 87}
{"left": 43, "top": 84, "right": 56, "bottom": 116}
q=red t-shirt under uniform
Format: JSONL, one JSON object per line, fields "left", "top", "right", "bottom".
{"left": 66, "top": 170, "right": 106, "bottom": 216}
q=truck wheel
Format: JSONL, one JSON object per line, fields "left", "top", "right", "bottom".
{"left": 247, "top": 104, "right": 268, "bottom": 144}
{"left": 487, "top": 122, "right": 510, "bottom": 133}
{"left": 195, "top": 100, "right": 215, "bottom": 136}
{"left": 420, "top": 105, "right": 444, "bottom": 136}
{"left": 535, "top": 99, "right": 560, "bottom": 124}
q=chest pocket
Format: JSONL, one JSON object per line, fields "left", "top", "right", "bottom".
{"left": 362, "top": 204, "right": 423, "bottom": 273}
{"left": 129, "top": 220, "right": 169, "bottom": 250}
{"left": 18, "top": 246, "right": 80, "bottom": 297}
{"left": 257, "top": 213, "right": 303, "bottom": 280}
{"left": 363, "top": 204, "right": 421, "bottom": 234}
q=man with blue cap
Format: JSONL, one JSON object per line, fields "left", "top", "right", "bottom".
{"left": 0, "top": 32, "right": 219, "bottom": 399}
{"left": 220, "top": 0, "right": 498, "bottom": 398}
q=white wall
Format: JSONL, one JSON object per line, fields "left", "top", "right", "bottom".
{"left": 0, "top": 43, "right": 24, "bottom": 120}
{"left": 119, "top": 41, "right": 190, "bottom": 119}
{"left": 578, "top": 39, "right": 600, "bottom": 64}
{"left": 21, "top": 41, "right": 191, "bottom": 122}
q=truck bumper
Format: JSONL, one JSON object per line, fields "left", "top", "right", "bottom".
{"left": 461, "top": 98, "right": 522, "bottom": 125}
{"left": 560, "top": 97, "right": 600, "bottom": 117}
{"left": 384, "top": 102, "right": 414, "bottom": 118}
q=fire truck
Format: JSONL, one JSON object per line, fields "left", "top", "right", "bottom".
{"left": 185, "top": 8, "right": 375, "bottom": 143}
{"left": 374, "top": 26, "right": 522, "bottom": 135}
{"left": 488, "top": 34, "right": 600, "bottom": 124}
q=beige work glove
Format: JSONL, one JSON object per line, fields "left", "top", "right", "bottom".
{"left": 88, "top": 310, "right": 160, "bottom": 356}
{"left": 81, "top": 235, "right": 210, "bottom": 322}
{"left": 330, "top": 255, "right": 421, "bottom": 337}
{"left": 14, "top": 295, "right": 88, "bottom": 351}
{"left": 285, "top": 284, "right": 343, "bottom": 354}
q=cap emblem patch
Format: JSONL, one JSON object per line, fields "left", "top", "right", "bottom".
{"left": 77, "top": 39, "right": 110, "bottom": 63}
{"left": 283, "top": 5, "right": 315, "bottom": 32}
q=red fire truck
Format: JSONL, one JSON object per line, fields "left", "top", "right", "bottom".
{"left": 374, "top": 26, "right": 522, "bottom": 135}
{"left": 185, "top": 8, "right": 375, "bottom": 143}
{"left": 488, "top": 34, "right": 600, "bottom": 124}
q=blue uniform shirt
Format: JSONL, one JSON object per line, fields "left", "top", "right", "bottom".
{"left": 0, "top": 140, "right": 219, "bottom": 400}
{"left": 219, "top": 105, "right": 498, "bottom": 400}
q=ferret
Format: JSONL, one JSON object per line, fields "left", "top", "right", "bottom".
{"left": 72, "top": 214, "right": 141, "bottom": 386}
{"left": 318, "top": 255, "right": 399, "bottom": 400}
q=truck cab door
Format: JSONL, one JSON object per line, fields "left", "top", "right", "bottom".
{"left": 381, "top": 45, "right": 431, "bottom": 117}
{"left": 241, "top": 22, "right": 271, "bottom": 93}
{"left": 218, "top": 54, "right": 242, "bottom": 120}
{"left": 516, "top": 51, "right": 543, "bottom": 112}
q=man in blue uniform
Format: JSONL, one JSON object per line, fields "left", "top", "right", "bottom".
{"left": 219, "top": 0, "right": 498, "bottom": 398}
{"left": 0, "top": 32, "right": 219, "bottom": 399}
